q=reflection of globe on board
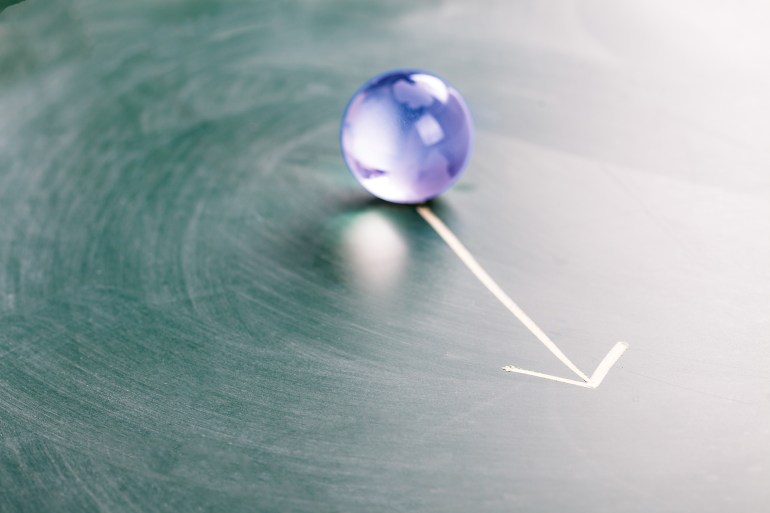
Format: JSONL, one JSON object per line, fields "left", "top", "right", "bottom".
{"left": 340, "top": 69, "right": 474, "bottom": 204}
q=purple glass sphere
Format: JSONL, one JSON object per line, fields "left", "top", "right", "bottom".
{"left": 340, "top": 69, "right": 473, "bottom": 204}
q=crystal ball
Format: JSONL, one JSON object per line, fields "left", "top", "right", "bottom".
{"left": 340, "top": 69, "right": 473, "bottom": 204}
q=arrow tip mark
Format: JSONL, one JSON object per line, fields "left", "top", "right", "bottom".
{"left": 588, "top": 341, "right": 629, "bottom": 387}
{"left": 503, "top": 342, "right": 629, "bottom": 389}
{"left": 502, "top": 366, "right": 595, "bottom": 388}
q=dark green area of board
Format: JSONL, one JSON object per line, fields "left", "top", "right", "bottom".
{"left": 1, "top": 1, "right": 769, "bottom": 512}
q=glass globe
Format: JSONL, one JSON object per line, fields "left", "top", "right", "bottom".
{"left": 340, "top": 69, "right": 473, "bottom": 204}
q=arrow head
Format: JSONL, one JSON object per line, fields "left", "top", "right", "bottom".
{"left": 502, "top": 342, "right": 628, "bottom": 389}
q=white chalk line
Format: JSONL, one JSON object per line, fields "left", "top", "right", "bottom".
{"left": 589, "top": 341, "right": 629, "bottom": 386}
{"left": 501, "top": 366, "right": 595, "bottom": 388}
{"left": 416, "top": 205, "right": 588, "bottom": 381}
{"left": 416, "top": 205, "right": 627, "bottom": 389}
{"left": 503, "top": 341, "right": 628, "bottom": 387}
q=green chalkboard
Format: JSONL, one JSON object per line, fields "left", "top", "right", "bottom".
{"left": 1, "top": 1, "right": 769, "bottom": 512}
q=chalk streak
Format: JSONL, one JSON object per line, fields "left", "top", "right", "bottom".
{"left": 502, "top": 366, "right": 595, "bottom": 388}
{"left": 589, "top": 341, "right": 629, "bottom": 386}
{"left": 416, "top": 205, "right": 590, "bottom": 382}
{"left": 501, "top": 342, "right": 628, "bottom": 388}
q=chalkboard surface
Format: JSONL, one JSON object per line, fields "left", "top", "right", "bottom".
{"left": 1, "top": 1, "right": 769, "bottom": 512}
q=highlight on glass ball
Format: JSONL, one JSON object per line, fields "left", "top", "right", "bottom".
{"left": 340, "top": 69, "right": 474, "bottom": 204}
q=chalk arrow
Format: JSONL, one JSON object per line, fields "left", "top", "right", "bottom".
{"left": 502, "top": 341, "right": 628, "bottom": 388}
{"left": 417, "top": 205, "right": 628, "bottom": 389}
